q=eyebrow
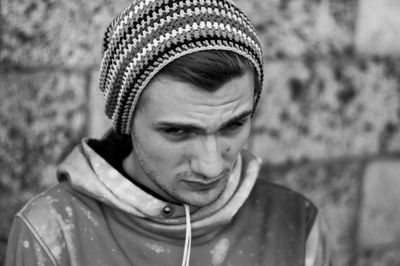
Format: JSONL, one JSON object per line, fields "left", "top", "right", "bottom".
{"left": 153, "top": 109, "right": 253, "bottom": 133}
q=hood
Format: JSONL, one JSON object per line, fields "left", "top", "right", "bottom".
{"left": 57, "top": 134, "right": 261, "bottom": 234}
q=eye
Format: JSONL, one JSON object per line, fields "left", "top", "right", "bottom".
{"left": 161, "top": 127, "right": 193, "bottom": 141}
{"left": 222, "top": 120, "right": 247, "bottom": 133}
{"left": 164, "top": 127, "right": 187, "bottom": 136}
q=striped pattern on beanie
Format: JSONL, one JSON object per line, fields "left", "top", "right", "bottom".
{"left": 99, "top": 0, "right": 264, "bottom": 135}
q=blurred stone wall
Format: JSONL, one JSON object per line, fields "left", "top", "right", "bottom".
{"left": 0, "top": 0, "right": 399, "bottom": 265}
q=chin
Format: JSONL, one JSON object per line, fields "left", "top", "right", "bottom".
{"left": 185, "top": 198, "right": 214, "bottom": 207}
{"left": 181, "top": 189, "right": 224, "bottom": 207}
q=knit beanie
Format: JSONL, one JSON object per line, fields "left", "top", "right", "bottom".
{"left": 99, "top": 0, "right": 264, "bottom": 135}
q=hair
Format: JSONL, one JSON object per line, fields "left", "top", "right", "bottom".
{"left": 158, "top": 50, "right": 261, "bottom": 95}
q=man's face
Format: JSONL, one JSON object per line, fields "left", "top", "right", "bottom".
{"left": 127, "top": 71, "right": 255, "bottom": 207}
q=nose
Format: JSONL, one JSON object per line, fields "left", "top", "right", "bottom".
{"left": 190, "top": 135, "right": 225, "bottom": 179}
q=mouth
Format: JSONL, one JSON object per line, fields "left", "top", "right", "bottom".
{"left": 183, "top": 177, "right": 223, "bottom": 190}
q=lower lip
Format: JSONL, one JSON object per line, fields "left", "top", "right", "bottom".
{"left": 183, "top": 179, "right": 221, "bottom": 190}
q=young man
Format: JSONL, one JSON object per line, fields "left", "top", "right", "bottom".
{"left": 5, "top": 0, "right": 326, "bottom": 265}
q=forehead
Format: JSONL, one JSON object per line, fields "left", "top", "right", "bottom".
{"left": 136, "top": 71, "right": 255, "bottom": 123}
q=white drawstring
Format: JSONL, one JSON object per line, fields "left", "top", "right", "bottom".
{"left": 181, "top": 204, "right": 192, "bottom": 266}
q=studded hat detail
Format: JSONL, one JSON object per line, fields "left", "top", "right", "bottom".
{"left": 99, "top": 0, "right": 264, "bottom": 135}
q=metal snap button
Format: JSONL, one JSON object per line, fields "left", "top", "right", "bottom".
{"left": 162, "top": 205, "right": 174, "bottom": 217}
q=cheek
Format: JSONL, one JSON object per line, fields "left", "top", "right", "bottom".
{"left": 135, "top": 128, "right": 186, "bottom": 167}
{"left": 133, "top": 113, "right": 186, "bottom": 172}
{"left": 222, "top": 124, "right": 251, "bottom": 158}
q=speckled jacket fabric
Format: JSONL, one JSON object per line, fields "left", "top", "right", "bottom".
{"left": 5, "top": 133, "right": 317, "bottom": 266}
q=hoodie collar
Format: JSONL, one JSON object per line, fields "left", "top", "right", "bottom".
{"left": 58, "top": 137, "right": 260, "bottom": 233}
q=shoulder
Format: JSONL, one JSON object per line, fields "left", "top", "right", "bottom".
{"left": 251, "top": 178, "right": 318, "bottom": 234}
{"left": 12, "top": 182, "right": 78, "bottom": 264}
{"left": 15, "top": 182, "right": 103, "bottom": 263}
{"left": 254, "top": 178, "right": 314, "bottom": 205}
{"left": 17, "top": 181, "right": 103, "bottom": 229}
{"left": 16, "top": 182, "right": 88, "bottom": 236}
{"left": 18, "top": 182, "right": 84, "bottom": 223}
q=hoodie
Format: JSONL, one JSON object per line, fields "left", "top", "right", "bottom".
{"left": 5, "top": 133, "right": 319, "bottom": 266}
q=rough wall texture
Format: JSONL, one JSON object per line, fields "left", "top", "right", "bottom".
{"left": 0, "top": 0, "right": 399, "bottom": 265}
